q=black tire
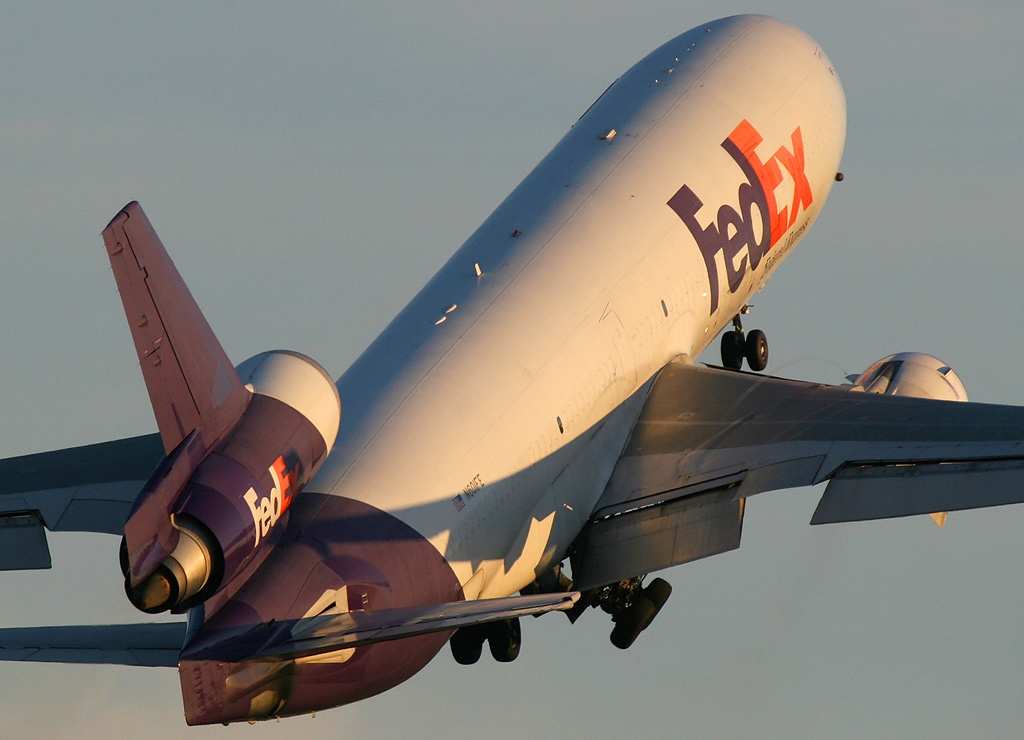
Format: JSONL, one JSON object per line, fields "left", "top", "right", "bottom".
{"left": 610, "top": 597, "right": 657, "bottom": 650}
{"left": 488, "top": 618, "right": 522, "bottom": 663}
{"left": 643, "top": 578, "right": 672, "bottom": 611}
{"left": 721, "top": 330, "right": 745, "bottom": 370}
{"left": 450, "top": 625, "right": 486, "bottom": 665}
{"left": 745, "top": 329, "right": 768, "bottom": 371}
{"left": 609, "top": 620, "right": 639, "bottom": 650}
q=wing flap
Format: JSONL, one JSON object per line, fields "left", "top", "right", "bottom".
{"left": 812, "top": 459, "right": 1024, "bottom": 524}
{"left": 572, "top": 487, "right": 743, "bottom": 591}
{"left": 0, "top": 512, "right": 50, "bottom": 569}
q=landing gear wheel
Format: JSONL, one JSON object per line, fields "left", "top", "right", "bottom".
{"left": 610, "top": 598, "right": 656, "bottom": 649}
{"left": 721, "top": 330, "right": 745, "bottom": 370}
{"left": 609, "top": 578, "right": 673, "bottom": 650}
{"left": 487, "top": 618, "right": 522, "bottom": 663}
{"left": 642, "top": 578, "right": 673, "bottom": 612}
{"left": 744, "top": 329, "right": 768, "bottom": 371}
{"left": 450, "top": 625, "right": 487, "bottom": 665}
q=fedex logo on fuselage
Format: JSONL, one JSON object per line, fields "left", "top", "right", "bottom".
{"left": 668, "top": 119, "right": 813, "bottom": 316}
{"left": 243, "top": 455, "right": 299, "bottom": 547}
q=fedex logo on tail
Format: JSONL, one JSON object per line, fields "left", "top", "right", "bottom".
{"left": 244, "top": 456, "right": 300, "bottom": 547}
{"left": 668, "top": 120, "right": 813, "bottom": 316}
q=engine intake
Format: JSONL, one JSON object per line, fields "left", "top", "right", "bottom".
{"left": 848, "top": 352, "right": 968, "bottom": 401}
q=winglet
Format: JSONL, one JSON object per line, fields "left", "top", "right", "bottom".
{"left": 102, "top": 202, "right": 249, "bottom": 453}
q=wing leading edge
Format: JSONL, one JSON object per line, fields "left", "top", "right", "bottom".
{"left": 571, "top": 359, "right": 1024, "bottom": 589}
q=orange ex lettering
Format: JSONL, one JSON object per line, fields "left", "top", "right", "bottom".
{"left": 668, "top": 119, "right": 812, "bottom": 315}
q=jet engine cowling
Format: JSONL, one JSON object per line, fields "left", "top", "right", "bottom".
{"left": 848, "top": 352, "right": 968, "bottom": 401}
{"left": 123, "top": 350, "right": 341, "bottom": 614}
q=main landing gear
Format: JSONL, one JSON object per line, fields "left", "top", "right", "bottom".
{"left": 450, "top": 618, "right": 522, "bottom": 665}
{"left": 720, "top": 308, "right": 768, "bottom": 372}
{"left": 599, "top": 577, "right": 673, "bottom": 649}
{"left": 566, "top": 575, "right": 673, "bottom": 649}
{"left": 450, "top": 568, "right": 674, "bottom": 664}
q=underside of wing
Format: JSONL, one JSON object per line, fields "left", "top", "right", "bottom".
{"left": 0, "top": 622, "right": 186, "bottom": 667}
{"left": 0, "top": 434, "right": 163, "bottom": 569}
{"left": 183, "top": 592, "right": 580, "bottom": 663}
{"left": 571, "top": 359, "right": 1024, "bottom": 589}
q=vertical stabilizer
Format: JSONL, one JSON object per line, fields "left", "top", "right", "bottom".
{"left": 102, "top": 202, "right": 249, "bottom": 453}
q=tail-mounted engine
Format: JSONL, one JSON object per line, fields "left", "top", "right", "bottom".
{"left": 122, "top": 350, "right": 340, "bottom": 613}
{"left": 122, "top": 350, "right": 341, "bottom": 613}
{"left": 101, "top": 202, "right": 342, "bottom": 616}
{"left": 847, "top": 352, "right": 968, "bottom": 401}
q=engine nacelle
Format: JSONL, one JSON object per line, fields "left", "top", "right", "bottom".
{"left": 848, "top": 352, "right": 968, "bottom": 401}
{"left": 124, "top": 350, "right": 341, "bottom": 614}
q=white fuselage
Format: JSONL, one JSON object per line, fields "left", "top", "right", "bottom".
{"left": 308, "top": 15, "right": 846, "bottom": 598}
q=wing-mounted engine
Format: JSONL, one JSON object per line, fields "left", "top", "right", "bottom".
{"left": 101, "top": 202, "right": 341, "bottom": 615}
{"left": 122, "top": 351, "right": 341, "bottom": 614}
{"left": 847, "top": 352, "right": 968, "bottom": 401}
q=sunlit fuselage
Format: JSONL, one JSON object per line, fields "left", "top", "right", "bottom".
{"left": 179, "top": 15, "right": 846, "bottom": 724}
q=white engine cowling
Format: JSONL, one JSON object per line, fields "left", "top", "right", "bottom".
{"left": 848, "top": 352, "right": 968, "bottom": 401}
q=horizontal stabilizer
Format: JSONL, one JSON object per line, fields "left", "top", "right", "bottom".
{"left": 102, "top": 202, "right": 249, "bottom": 454}
{"left": 186, "top": 592, "right": 579, "bottom": 662}
{"left": 0, "top": 622, "right": 186, "bottom": 667}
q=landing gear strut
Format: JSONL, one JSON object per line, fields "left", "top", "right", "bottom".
{"left": 720, "top": 309, "right": 768, "bottom": 372}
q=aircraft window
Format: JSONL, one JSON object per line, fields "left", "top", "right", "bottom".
{"left": 556, "top": 417, "right": 564, "bottom": 434}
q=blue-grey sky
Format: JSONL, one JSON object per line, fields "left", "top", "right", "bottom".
{"left": 1, "top": 2, "right": 1023, "bottom": 738}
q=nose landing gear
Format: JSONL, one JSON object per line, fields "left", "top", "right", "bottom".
{"left": 720, "top": 309, "right": 768, "bottom": 372}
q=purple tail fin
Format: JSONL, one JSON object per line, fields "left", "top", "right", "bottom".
{"left": 102, "top": 202, "right": 249, "bottom": 454}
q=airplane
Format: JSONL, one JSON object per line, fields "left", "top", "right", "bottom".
{"left": 2, "top": 13, "right": 1024, "bottom": 727}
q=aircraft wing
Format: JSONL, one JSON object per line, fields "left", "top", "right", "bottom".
{"left": 0, "top": 434, "right": 163, "bottom": 569}
{"left": 0, "top": 592, "right": 576, "bottom": 669}
{"left": 0, "top": 622, "right": 186, "bottom": 666}
{"left": 184, "top": 592, "right": 580, "bottom": 662}
{"left": 571, "top": 359, "right": 1024, "bottom": 589}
